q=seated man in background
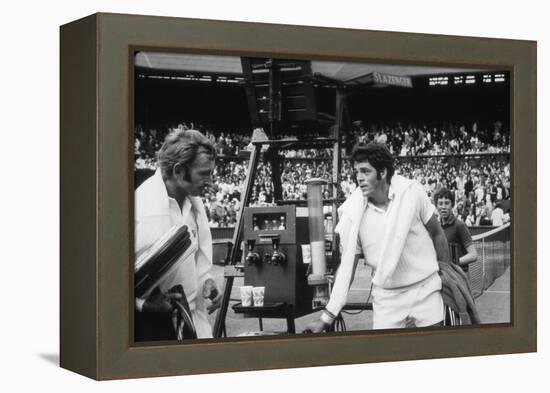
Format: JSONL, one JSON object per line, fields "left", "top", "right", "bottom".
{"left": 434, "top": 188, "right": 478, "bottom": 273}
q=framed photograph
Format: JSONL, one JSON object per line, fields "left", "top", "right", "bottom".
{"left": 60, "top": 13, "right": 536, "bottom": 380}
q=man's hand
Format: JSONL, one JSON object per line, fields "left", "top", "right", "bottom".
{"left": 142, "top": 290, "right": 183, "bottom": 313}
{"left": 303, "top": 319, "right": 328, "bottom": 334}
{"left": 203, "top": 278, "right": 222, "bottom": 314}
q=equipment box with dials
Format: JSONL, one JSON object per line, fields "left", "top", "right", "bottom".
{"left": 242, "top": 205, "right": 314, "bottom": 317}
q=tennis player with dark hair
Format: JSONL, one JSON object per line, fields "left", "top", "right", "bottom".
{"left": 134, "top": 129, "right": 222, "bottom": 340}
{"left": 306, "top": 142, "right": 451, "bottom": 331}
{"left": 434, "top": 188, "right": 478, "bottom": 272}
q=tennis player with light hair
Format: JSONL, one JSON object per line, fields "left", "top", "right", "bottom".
{"left": 134, "top": 129, "right": 222, "bottom": 340}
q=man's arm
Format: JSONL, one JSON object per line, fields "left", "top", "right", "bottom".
{"left": 424, "top": 213, "right": 451, "bottom": 263}
{"left": 305, "top": 254, "right": 362, "bottom": 333}
{"left": 141, "top": 290, "right": 183, "bottom": 313}
{"left": 457, "top": 221, "right": 477, "bottom": 266}
{"left": 348, "top": 253, "right": 362, "bottom": 289}
{"left": 459, "top": 244, "right": 478, "bottom": 266}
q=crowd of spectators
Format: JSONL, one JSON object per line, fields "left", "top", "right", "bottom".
{"left": 135, "top": 121, "right": 511, "bottom": 228}
{"left": 398, "top": 158, "right": 510, "bottom": 226}
{"left": 136, "top": 120, "right": 509, "bottom": 164}
{"left": 135, "top": 122, "right": 251, "bottom": 170}
{"left": 345, "top": 120, "right": 510, "bottom": 156}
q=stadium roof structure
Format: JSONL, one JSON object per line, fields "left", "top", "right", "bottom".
{"left": 135, "top": 51, "right": 484, "bottom": 81}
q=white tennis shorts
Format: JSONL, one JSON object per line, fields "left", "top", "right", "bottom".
{"left": 372, "top": 272, "right": 444, "bottom": 329}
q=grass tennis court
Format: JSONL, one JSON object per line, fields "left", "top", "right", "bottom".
{"left": 208, "top": 223, "right": 511, "bottom": 336}
{"left": 208, "top": 260, "right": 510, "bottom": 336}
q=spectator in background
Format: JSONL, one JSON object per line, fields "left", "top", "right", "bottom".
{"left": 476, "top": 205, "right": 492, "bottom": 226}
{"left": 491, "top": 202, "right": 505, "bottom": 226}
{"left": 435, "top": 188, "right": 478, "bottom": 272}
{"left": 208, "top": 193, "right": 227, "bottom": 223}
{"left": 465, "top": 209, "right": 476, "bottom": 227}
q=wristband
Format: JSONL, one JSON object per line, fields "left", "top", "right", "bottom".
{"left": 320, "top": 309, "right": 337, "bottom": 325}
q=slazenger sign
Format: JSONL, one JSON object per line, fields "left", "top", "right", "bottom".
{"left": 372, "top": 72, "right": 413, "bottom": 87}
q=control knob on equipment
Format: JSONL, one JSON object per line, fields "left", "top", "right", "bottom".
{"left": 245, "top": 239, "right": 261, "bottom": 266}
{"left": 271, "top": 237, "right": 286, "bottom": 266}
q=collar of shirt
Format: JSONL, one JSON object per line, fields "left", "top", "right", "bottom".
{"left": 168, "top": 194, "right": 188, "bottom": 217}
{"left": 147, "top": 168, "right": 198, "bottom": 219}
{"left": 440, "top": 213, "right": 457, "bottom": 227}
{"left": 366, "top": 182, "right": 395, "bottom": 214}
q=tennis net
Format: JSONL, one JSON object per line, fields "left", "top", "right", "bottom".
{"left": 468, "top": 223, "right": 510, "bottom": 298}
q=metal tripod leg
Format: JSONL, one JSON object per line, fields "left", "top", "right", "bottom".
{"left": 213, "top": 144, "right": 262, "bottom": 337}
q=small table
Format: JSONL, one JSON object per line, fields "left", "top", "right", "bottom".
{"left": 232, "top": 302, "right": 296, "bottom": 334}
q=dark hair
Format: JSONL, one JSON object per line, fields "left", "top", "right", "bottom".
{"left": 434, "top": 187, "right": 455, "bottom": 206}
{"left": 158, "top": 129, "right": 217, "bottom": 178}
{"left": 351, "top": 142, "right": 394, "bottom": 183}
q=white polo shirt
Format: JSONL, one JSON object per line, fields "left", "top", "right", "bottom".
{"left": 356, "top": 182, "right": 439, "bottom": 289}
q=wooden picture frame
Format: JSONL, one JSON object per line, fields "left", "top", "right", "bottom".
{"left": 60, "top": 12, "right": 536, "bottom": 380}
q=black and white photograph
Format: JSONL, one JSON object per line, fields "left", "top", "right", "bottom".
{"left": 5, "top": 0, "right": 545, "bottom": 388}
{"left": 133, "top": 52, "right": 511, "bottom": 342}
